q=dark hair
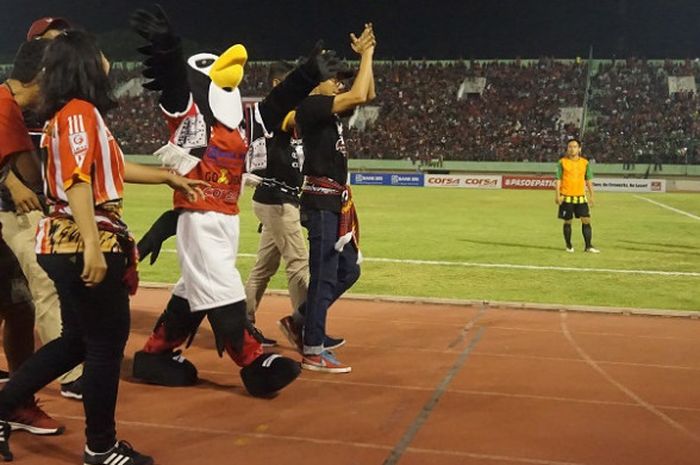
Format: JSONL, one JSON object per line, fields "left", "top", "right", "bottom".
{"left": 39, "top": 29, "right": 116, "bottom": 120}
{"left": 268, "top": 61, "right": 294, "bottom": 85}
{"left": 567, "top": 137, "right": 581, "bottom": 147}
{"left": 9, "top": 39, "right": 51, "bottom": 83}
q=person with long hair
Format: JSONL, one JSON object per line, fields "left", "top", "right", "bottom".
{"left": 0, "top": 29, "right": 205, "bottom": 465}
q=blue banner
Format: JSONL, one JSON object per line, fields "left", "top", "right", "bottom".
{"left": 350, "top": 173, "right": 424, "bottom": 187}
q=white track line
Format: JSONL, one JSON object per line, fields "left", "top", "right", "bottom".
{"left": 162, "top": 250, "right": 700, "bottom": 277}
{"left": 404, "top": 447, "right": 588, "bottom": 465}
{"left": 53, "top": 414, "right": 391, "bottom": 450}
{"left": 560, "top": 312, "right": 700, "bottom": 442}
{"left": 52, "top": 414, "right": 588, "bottom": 465}
{"left": 194, "top": 371, "right": 700, "bottom": 412}
{"left": 472, "top": 351, "right": 700, "bottom": 372}
{"left": 635, "top": 195, "right": 700, "bottom": 221}
{"left": 485, "top": 325, "right": 700, "bottom": 342}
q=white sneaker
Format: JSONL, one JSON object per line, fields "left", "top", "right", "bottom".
{"left": 585, "top": 247, "right": 600, "bottom": 253}
{"left": 565, "top": 247, "right": 574, "bottom": 253}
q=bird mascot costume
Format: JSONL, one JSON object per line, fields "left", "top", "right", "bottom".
{"left": 129, "top": 4, "right": 340, "bottom": 397}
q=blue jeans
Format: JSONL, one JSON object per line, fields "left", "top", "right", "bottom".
{"left": 301, "top": 208, "right": 360, "bottom": 355}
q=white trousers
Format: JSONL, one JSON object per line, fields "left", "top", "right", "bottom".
{"left": 172, "top": 211, "right": 246, "bottom": 311}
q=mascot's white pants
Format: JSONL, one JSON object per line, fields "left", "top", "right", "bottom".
{"left": 172, "top": 210, "right": 246, "bottom": 311}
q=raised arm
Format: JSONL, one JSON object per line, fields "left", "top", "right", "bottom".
{"left": 256, "top": 42, "right": 342, "bottom": 132}
{"left": 332, "top": 24, "right": 376, "bottom": 114}
{"left": 131, "top": 4, "right": 191, "bottom": 113}
{"left": 353, "top": 23, "right": 376, "bottom": 102}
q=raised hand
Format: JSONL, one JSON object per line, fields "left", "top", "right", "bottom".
{"left": 350, "top": 23, "right": 376, "bottom": 54}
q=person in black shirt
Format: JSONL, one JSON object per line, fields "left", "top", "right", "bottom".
{"left": 243, "top": 61, "right": 308, "bottom": 347}
{"left": 295, "top": 24, "right": 376, "bottom": 373}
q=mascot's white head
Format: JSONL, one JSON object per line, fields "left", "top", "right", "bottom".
{"left": 186, "top": 44, "right": 247, "bottom": 130}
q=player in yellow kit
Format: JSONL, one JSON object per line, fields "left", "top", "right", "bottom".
{"left": 555, "top": 138, "right": 600, "bottom": 253}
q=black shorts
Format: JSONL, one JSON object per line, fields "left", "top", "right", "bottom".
{"left": 558, "top": 202, "right": 590, "bottom": 220}
{"left": 0, "top": 238, "right": 32, "bottom": 308}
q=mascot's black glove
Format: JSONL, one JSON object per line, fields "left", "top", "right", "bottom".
{"left": 130, "top": 3, "right": 178, "bottom": 52}
{"left": 130, "top": 4, "right": 190, "bottom": 111}
{"left": 258, "top": 40, "right": 343, "bottom": 129}
{"left": 137, "top": 209, "right": 180, "bottom": 265}
{"left": 299, "top": 40, "right": 343, "bottom": 82}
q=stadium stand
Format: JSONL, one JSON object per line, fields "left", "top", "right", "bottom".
{"left": 1, "top": 59, "right": 698, "bottom": 165}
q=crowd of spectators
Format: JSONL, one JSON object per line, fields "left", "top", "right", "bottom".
{"left": 3, "top": 58, "right": 699, "bottom": 164}
{"left": 6, "top": 61, "right": 588, "bottom": 161}
{"left": 585, "top": 58, "right": 700, "bottom": 165}
{"left": 346, "top": 59, "right": 585, "bottom": 163}
{"left": 104, "top": 94, "right": 168, "bottom": 155}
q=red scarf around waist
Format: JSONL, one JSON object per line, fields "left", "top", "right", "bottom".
{"left": 304, "top": 176, "right": 360, "bottom": 253}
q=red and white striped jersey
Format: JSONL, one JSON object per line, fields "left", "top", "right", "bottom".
{"left": 36, "top": 99, "right": 126, "bottom": 254}
{"left": 41, "top": 99, "right": 124, "bottom": 205}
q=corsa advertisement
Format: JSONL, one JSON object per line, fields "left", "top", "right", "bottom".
{"left": 424, "top": 174, "right": 502, "bottom": 189}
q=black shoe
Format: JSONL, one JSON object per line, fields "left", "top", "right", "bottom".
{"left": 83, "top": 440, "right": 153, "bottom": 465}
{"left": 0, "top": 370, "right": 9, "bottom": 384}
{"left": 251, "top": 326, "right": 277, "bottom": 348}
{"left": 132, "top": 350, "right": 198, "bottom": 387}
{"left": 0, "top": 421, "right": 12, "bottom": 461}
{"left": 324, "top": 335, "right": 346, "bottom": 350}
{"left": 261, "top": 335, "right": 278, "bottom": 348}
{"left": 240, "top": 354, "right": 301, "bottom": 397}
{"left": 61, "top": 377, "right": 83, "bottom": 400}
{"left": 277, "top": 316, "right": 303, "bottom": 352}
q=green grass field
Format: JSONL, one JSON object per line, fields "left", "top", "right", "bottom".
{"left": 123, "top": 184, "right": 700, "bottom": 311}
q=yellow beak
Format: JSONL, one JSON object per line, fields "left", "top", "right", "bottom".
{"left": 209, "top": 44, "right": 248, "bottom": 89}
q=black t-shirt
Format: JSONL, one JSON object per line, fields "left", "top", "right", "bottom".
{"left": 296, "top": 95, "right": 348, "bottom": 212}
{"left": 252, "top": 128, "right": 304, "bottom": 206}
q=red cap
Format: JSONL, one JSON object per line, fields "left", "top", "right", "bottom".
{"left": 26, "top": 17, "right": 71, "bottom": 41}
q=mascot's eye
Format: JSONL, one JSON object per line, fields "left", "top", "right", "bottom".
{"left": 196, "top": 59, "right": 215, "bottom": 68}
{"left": 222, "top": 87, "right": 233, "bottom": 93}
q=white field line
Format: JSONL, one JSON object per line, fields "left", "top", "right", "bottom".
{"left": 161, "top": 250, "right": 700, "bottom": 277}
{"left": 634, "top": 195, "right": 700, "bottom": 221}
